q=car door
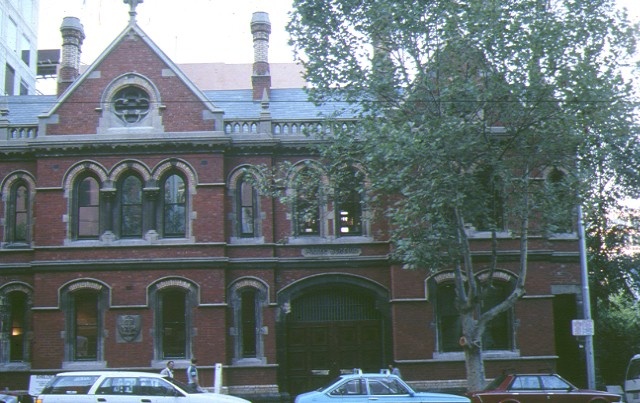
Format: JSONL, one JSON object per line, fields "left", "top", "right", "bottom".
{"left": 507, "top": 375, "right": 550, "bottom": 403}
{"left": 539, "top": 375, "right": 576, "bottom": 403}
{"left": 94, "top": 376, "right": 181, "bottom": 403}
{"left": 365, "top": 377, "right": 413, "bottom": 403}
{"left": 329, "top": 379, "right": 369, "bottom": 403}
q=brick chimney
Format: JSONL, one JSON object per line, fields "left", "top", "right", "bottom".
{"left": 251, "top": 12, "right": 271, "bottom": 101}
{"left": 57, "top": 16, "right": 85, "bottom": 95}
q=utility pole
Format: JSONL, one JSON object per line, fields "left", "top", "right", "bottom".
{"left": 577, "top": 204, "right": 596, "bottom": 389}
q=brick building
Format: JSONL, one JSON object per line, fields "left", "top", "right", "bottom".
{"left": 0, "top": 3, "right": 588, "bottom": 399}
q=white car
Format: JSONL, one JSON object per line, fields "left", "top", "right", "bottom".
{"left": 35, "top": 371, "right": 251, "bottom": 403}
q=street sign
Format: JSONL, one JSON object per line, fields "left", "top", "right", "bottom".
{"left": 572, "top": 319, "right": 594, "bottom": 336}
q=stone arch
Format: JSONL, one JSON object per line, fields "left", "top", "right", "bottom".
{"left": 97, "top": 72, "right": 165, "bottom": 133}
{"left": 62, "top": 161, "right": 109, "bottom": 198}
{"left": 109, "top": 160, "right": 153, "bottom": 184}
{"left": 276, "top": 273, "right": 391, "bottom": 395}
{"left": 151, "top": 159, "right": 198, "bottom": 195}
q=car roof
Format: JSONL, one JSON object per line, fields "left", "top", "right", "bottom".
{"left": 55, "top": 371, "right": 164, "bottom": 377}
{"left": 340, "top": 372, "right": 400, "bottom": 380}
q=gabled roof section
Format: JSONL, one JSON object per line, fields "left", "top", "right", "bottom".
{"left": 43, "top": 22, "right": 222, "bottom": 119}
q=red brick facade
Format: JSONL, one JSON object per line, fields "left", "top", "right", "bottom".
{"left": 0, "top": 9, "right": 586, "bottom": 399}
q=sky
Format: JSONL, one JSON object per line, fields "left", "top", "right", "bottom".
{"left": 37, "top": 0, "right": 640, "bottom": 68}
{"left": 37, "top": 0, "right": 297, "bottom": 66}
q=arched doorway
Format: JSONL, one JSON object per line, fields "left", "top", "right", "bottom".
{"left": 277, "top": 275, "right": 390, "bottom": 396}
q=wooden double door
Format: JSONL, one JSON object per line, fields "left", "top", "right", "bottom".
{"left": 284, "top": 287, "right": 386, "bottom": 396}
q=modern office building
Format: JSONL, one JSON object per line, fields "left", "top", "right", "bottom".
{"left": 0, "top": 0, "right": 39, "bottom": 95}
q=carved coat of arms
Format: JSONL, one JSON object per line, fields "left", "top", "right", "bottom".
{"left": 117, "top": 315, "right": 142, "bottom": 342}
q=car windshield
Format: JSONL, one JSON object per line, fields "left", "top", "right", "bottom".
{"left": 317, "top": 377, "right": 344, "bottom": 392}
{"left": 164, "top": 377, "right": 204, "bottom": 394}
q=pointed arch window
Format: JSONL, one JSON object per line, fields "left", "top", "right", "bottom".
{"left": 238, "top": 179, "right": 258, "bottom": 238}
{"left": 161, "top": 174, "right": 186, "bottom": 237}
{"left": 75, "top": 176, "right": 101, "bottom": 239}
{"left": 335, "top": 168, "right": 365, "bottom": 236}
{"left": 544, "top": 168, "right": 574, "bottom": 233}
{"left": 119, "top": 175, "right": 143, "bottom": 238}
{"left": 5, "top": 180, "right": 31, "bottom": 245}
{"left": 293, "top": 167, "right": 322, "bottom": 236}
{"left": 468, "top": 166, "right": 505, "bottom": 232}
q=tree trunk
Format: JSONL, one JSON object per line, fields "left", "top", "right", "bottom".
{"left": 464, "top": 339, "right": 485, "bottom": 392}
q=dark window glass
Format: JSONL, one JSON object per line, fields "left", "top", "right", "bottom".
{"left": 472, "top": 167, "right": 504, "bottom": 231}
{"left": 437, "top": 283, "right": 462, "bottom": 352}
{"left": 295, "top": 182, "right": 320, "bottom": 236}
{"left": 120, "top": 175, "right": 143, "bottom": 237}
{"left": 5, "top": 64, "right": 15, "bottom": 96}
{"left": 73, "top": 291, "right": 98, "bottom": 360}
{"left": 77, "top": 177, "right": 100, "bottom": 238}
{"left": 238, "top": 180, "right": 256, "bottom": 237}
{"left": 241, "top": 289, "right": 257, "bottom": 357}
{"left": 481, "top": 284, "right": 511, "bottom": 350}
{"left": 337, "top": 190, "right": 362, "bottom": 236}
{"left": 546, "top": 168, "right": 574, "bottom": 233}
{"left": 163, "top": 174, "right": 186, "bottom": 237}
{"left": 161, "top": 289, "right": 186, "bottom": 359}
{"left": 12, "top": 184, "right": 28, "bottom": 242}
{"left": 336, "top": 169, "right": 364, "bottom": 236}
{"left": 436, "top": 281, "right": 512, "bottom": 352}
{"left": 8, "top": 292, "right": 27, "bottom": 361}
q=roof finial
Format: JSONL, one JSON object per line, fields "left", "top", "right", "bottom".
{"left": 123, "top": 0, "right": 144, "bottom": 23}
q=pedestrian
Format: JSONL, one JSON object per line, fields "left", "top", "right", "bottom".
{"left": 160, "top": 360, "right": 174, "bottom": 378}
{"left": 388, "top": 364, "right": 402, "bottom": 378}
{"left": 187, "top": 358, "right": 200, "bottom": 391}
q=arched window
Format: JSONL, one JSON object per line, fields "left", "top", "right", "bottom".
{"left": 5, "top": 180, "right": 31, "bottom": 245}
{"left": 229, "top": 279, "right": 268, "bottom": 365}
{"left": 160, "top": 288, "right": 187, "bottom": 359}
{"left": 161, "top": 174, "right": 186, "bottom": 238}
{"left": 436, "top": 283, "right": 462, "bottom": 352}
{"left": 75, "top": 176, "right": 101, "bottom": 239}
{"left": 118, "top": 175, "right": 143, "bottom": 238}
{"left": 293, "top": 167, "right": 322, "bottom": 236}
{"left": 241, "top": 289, "right": 257, "bottom": 357}
{"left": 0, "top": 288, "right": 31, "bottom": 365}
{"left": 150, "top": 279, "right": 196, "bottom": 362}
{"left": 544, "top": 168, "right": 574, "bottom": 233}
{"left": 471, "top": 166, "right": 505, "bottom": 232}
{"left": 8, "top": 291, "right": 28, "bottom": 361}
{"left": 335, "top": 168, "right": 365, "bottom": 236}
{"left": 61, "top": 282, "right": 107, "bottom": 367}
{"left": 72, "top": 290, "right": 99, "bottom": 360}
{"left": 237, "top": 179, "right": 258, "bottom": 238}
{"left": 432, "top": 273, "right": 514, "bottom": 354}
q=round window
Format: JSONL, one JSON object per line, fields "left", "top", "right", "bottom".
{"left": 112, "top": 86, "right": 150, "bottom": 124}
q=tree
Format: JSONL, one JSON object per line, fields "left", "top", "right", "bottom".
{"left": 287, "top": 0, "right": 639, "bottom": 391}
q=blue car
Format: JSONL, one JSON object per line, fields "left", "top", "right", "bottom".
{"left": 295, "top": 370, "right": 470, "bottom": 403}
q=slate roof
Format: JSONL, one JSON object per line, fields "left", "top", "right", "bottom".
{"left": 4, "top": 89, "right": 358, "bottom": 126}
{"left": 3, "top": 95, "right": 56, "bottom": 125}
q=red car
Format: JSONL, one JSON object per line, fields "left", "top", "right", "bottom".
{"left": 467, "top": 373, "right": 621, "bottom": 403}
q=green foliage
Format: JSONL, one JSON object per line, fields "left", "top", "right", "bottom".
{"left": 593, "top": 292, "right": 640, "bottom": 385}
{"left": 288, "top": 0, "right": 640, "bottom": 390}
